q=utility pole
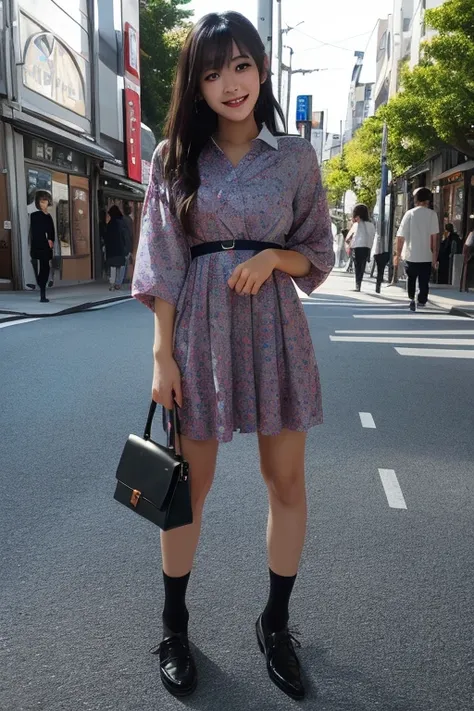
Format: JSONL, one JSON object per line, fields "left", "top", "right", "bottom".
{"left": 340, "top": 119, "right": 346, "bottom": 230}
{"left": 284, "top": 46, "right": 294, "bottom": 128}
{"left": 258, "top": 0, "right": 273, "bottom": 67}
{"left": 277, "top": 0, "right": 282, "bottom": 104}
{"left": 282, "top": 51, "right": 327, "bottom": 131}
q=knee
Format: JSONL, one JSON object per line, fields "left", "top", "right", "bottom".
{"left": 190, "top": 473, "right": 214, "bottom": 511}
{"left": 266, "top": 469, "right": 306, "bottom": 507}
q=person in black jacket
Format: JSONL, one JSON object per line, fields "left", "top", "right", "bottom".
{"left": 30, "top": 191, "right": 55, "bottom": 303}
{"left": 104, "top": 205, "right": 128, "bottom": 290}
{"left": 437, "top": 223, "right": 461, "bottom": 284}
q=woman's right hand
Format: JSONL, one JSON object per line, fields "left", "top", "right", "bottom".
{"left": 152, "top": 355, "right": 183, "bottom": 410}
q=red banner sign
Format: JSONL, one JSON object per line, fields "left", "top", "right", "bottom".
{"left": 124, "top": 88, "right": 142, "bottom": 183}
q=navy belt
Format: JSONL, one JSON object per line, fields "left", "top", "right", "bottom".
{"left": 190, "top": 240, "right": 283, "bottom": 260}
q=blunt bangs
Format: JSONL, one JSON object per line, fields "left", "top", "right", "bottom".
{"left": 189, "top": 13, "right": 263, "bottom": 89}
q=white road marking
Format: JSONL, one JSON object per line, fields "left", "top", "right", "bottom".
{"left": 0, "top": 318, "right": 39, "bottom": 329}
{"left": 88, "top": 298, "right": 133, "bottom": 310}
{"left": 353, "top": 314, "right": 470, "bottom": 320}
{"left": 359, "top": 412, "right": 376, "bottom": 428}
{"left": 331, "top": 336, "right": 474, "bottom": 345}
{"left": 336, "top": 330, "right": 474, "bottom": 335}
{"left": 378, "top": 469, "right": 407, "bottom": 510}
{"left": 395, "top": 347, "right": 474, "bottom": 359}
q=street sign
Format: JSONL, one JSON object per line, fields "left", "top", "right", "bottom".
{"left": 296, "top": 95, "right": 312, "bottom": 123}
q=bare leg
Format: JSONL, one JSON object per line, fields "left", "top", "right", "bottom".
{"left": 258, "top": 429, "right": 307, "bottom": 577}
{"left": 161, "top": 435, "right": 218, "bottom": 577}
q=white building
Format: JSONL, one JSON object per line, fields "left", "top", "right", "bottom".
{"left": 410, "top": 0, "right": 447, "bottom": 68}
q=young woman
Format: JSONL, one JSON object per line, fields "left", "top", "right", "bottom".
{"left": 104, "top": 205, "right": 128, "bottom": 290}
{"left": 29, "top": 190, "right": 55, "bottom": 303}
{"left": 345, "top": 204, "right": 376, "bottom": 291}
{"left": 132, "top": 11, "right": 334, "bottom": 701}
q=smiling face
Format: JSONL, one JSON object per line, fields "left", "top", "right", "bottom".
{"left": 199, "top": 40, "right": 265, "bottom": 124}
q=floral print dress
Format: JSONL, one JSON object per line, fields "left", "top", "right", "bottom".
{"left": 132, "top": 125, "right": 334, "bottom": 442}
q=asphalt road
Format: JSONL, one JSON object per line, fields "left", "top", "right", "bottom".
{"left": 1, "top": 291, "right": 473, "bottom": 711}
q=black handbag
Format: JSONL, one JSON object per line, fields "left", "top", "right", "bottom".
{"left": 114, "top": 402, "right": 193, "bottom": 531}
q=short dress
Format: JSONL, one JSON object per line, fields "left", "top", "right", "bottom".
{"left": 132, "top": 124, "right": 335, "bottom": 442}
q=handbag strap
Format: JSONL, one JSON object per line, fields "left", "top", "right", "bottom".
{"left": 144, "top": 400, "right": 180, "bottom": 453}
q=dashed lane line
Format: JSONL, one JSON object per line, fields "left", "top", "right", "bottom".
{"left": 379, "top": 469, "right": 407, "bottom": 510}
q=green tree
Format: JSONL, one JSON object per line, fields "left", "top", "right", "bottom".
{"left": 140, "top": 0, "right": 193, "bottom": 139}
{"left": 383, "top": 0, "right": 474, "bottom": 159}
{"left": 322, "top": 155, "right": 352, "bottom": 210}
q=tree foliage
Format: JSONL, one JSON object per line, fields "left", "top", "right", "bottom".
{"left": 323, "top": 0, "right": 474, "bottom": 206}
{"left": 322, "top": 155, "right": 352, "bottom": 209}
{"left": 384, "top": 0, "right": 474, "bottom": 159}
{"left": 140, "top": 0, "right": 192, "bottom": 139}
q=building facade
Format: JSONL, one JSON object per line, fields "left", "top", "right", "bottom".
{"left": 344, "top": 51, "right": 374, "bottom": 143}
{"left": 0, "top": 0, "right": 150, "bottom": 291}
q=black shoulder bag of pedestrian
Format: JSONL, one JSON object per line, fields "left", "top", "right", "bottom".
{"left": 114, "top": 402, "right": 192, "bottom": 531}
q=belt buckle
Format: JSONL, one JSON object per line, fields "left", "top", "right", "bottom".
{"left": 221, "top": 240, "right": 235, "bottom": 250}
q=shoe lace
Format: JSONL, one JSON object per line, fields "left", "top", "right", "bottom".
{"left": 275, "top": 626, "right": 302, "bottom": 651}
{"left": 149, "top": 634, "right": 188, "bottom": 657}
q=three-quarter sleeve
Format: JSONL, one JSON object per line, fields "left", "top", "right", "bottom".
{"left": 132, "top": 142, "right": 190, "bottom": 311}
{"left": 285, "top": 141, "right": 334, "bottom": 295}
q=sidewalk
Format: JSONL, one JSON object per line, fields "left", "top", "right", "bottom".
{"left": 1, "top": 271, "right": 473, "bottom": 323}
{"left": 0, "top": 282, "right": 132, "bottom": 322}
{"left": 322, "top": 270, "right": 474, "bottom": 317}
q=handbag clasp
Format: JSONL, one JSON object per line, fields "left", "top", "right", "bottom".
{"left": 130, "top": 489, "right": 141, "bottom": 507}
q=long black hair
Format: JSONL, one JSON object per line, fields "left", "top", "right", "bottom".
{"left": 163, "top": 12, "right": 286, "bottom": 234}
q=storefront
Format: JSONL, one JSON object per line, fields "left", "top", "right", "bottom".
{"left": 433, "top": 160, "right": 474, "bottom": 240}
{"left": 24, "top": 135, "right": 92, "bottom": 284}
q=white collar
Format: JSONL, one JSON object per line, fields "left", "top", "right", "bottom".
{"left": 256, "top": 123, "right": 279, "bottom": 150}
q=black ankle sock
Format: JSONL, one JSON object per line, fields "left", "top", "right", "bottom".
{"left": 262, "top": 568, "right": 297, "bottom": 634}
{"left": 162, "top": 571, "right": 190, "bottom": 635}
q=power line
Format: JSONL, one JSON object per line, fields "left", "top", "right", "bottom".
{"left": 301, "top": 30, "right": 373, "bottom": 52}
{"left": 293, "top": 27, "right": 365, "bottom": 52}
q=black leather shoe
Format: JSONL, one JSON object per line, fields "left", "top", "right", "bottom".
{"left": 256, "top": 614, "right": 305, "bottom": 700}
{"left": 151, "top": 632, "right": 197, "bottom": 697}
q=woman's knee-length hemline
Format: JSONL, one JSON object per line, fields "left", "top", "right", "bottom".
{"left": 132, "top": 127, "right": 335, "bottom": 443}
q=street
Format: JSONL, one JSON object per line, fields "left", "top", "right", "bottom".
{"left": 1, "top": 278, "right": 474, "bottom": 711}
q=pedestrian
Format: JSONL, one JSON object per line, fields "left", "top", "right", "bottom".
{"left": 29, "top": 190, "right": 55, "bottom": 303}
{"left": 461, "top": 218, "right": 474, "bottom": 291}
{"left": 131, "top": 11, "right": 334, "bottom": 701}
{"left": 345, "top": 204, "right": 376, "bottom": 291}
{"left": 437, "top": 223, "right": 461, "bottom": 284}
{"left": 104, "top": 205, "right": 128, "bottom": 291}
{"left": 395, "top": 187, "right": 439, "bottom": 311}
{"left": 371, "top": 230, "right": 390, "bottom": 294}
{"left": 121, "top": 203, "right": 134, "bottom": 284}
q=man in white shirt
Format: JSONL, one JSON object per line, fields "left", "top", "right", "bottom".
{"left": 395, "top": 187, "right": 440, "bottom": 312}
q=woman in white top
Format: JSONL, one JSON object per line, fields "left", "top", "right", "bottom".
{"left": 345, "top": 204, "right": 376, "bottom": 291}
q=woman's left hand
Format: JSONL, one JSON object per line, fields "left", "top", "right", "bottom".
{"left": 227, "top": 249, "right": 278, "bottom": 296}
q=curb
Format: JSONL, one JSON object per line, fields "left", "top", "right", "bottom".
{"left": 450, "top": 307, "right": 474, "bottom": 319}
{"left": 0, "top": 295, "right": 132, "bottom": 323}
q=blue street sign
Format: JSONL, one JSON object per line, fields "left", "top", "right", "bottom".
{"left": 296, "top": 95, "right": 312, "bottom": 123}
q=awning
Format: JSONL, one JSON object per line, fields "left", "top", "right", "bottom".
{"left": 3, "top": 112, "right": 116, "bottom": 162}
{"left": 433, "top": 160, "right": 474, "bottom": 182}
{"left": 100, "top": 171, "right": 145, "bottom": 199}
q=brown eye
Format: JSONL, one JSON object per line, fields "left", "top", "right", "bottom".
{"left": 205, "top": 72, "right": 219, "bottom": 81}
{"left": 236, "top": 63, "right": 251, "bottom": 72}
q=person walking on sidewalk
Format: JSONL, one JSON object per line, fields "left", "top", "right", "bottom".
{"left": 395, "top": 187, "right": 440, "bottom": 312}
{"left": 29, "top": 190, "right": 55, "bottom": 303}
{"left": 371, "top": 230, "right": 390, "bottom": 294}
{"left": 104, "top": 205, "right": 128, "bottom": 290}
{"left": 132, "top": 11, "right": 334, "bottom": 702}
{"left": 345, "top": 204, "right": 375, "bottom": 291}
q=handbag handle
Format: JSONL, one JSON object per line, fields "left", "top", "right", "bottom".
{"left": 144, "top": 401, "right": 181, "bottom": 454}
